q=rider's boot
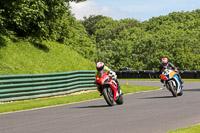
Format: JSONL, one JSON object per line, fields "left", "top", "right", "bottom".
{"left": 179, "top": 77, "right": 184, "bottom": 84}
{"left": 181, "top": 80, "right": 184, "bottom": 88}
{"left": 180, "top": 79, "right": 184, "bottom": 84}
{"left": 116, "top": 80, "right": 123, "bottom": 95}
{"left": 180, "top": 80, "right": 184, "bottom": 88}
{"left": 97, "top": 86, "right": 103, "bottom": 96}
{"left": 161, "top": 79, "right": 165, "bottom": 87}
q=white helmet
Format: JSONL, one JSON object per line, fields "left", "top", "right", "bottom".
{"left": 96, "top": 62, "right": 104, "bottom": 72}
{"left": 161, "top": 58, "right": 168, "bottom": 68}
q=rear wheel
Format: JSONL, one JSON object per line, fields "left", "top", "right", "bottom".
{"left": 168, "top": 81, "right": 177, "bottom": 97}
{"left": 102, "top": 88, "right": 114, "bottom": 106}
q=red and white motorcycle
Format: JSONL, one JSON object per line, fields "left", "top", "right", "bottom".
{"left": 95, "top": 70, "right": 124, "bottom": 106}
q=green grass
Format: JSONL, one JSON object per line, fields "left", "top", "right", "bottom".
{"left": 119, "top": 79, "right": 200, "bottom": 82}
{"left": 181, "top": 79, "right": 200, "bottom": 82}
{"left": 0, "top": 84, "right": 160, "bottom": 113}
{"left": 168, "top": 124, "right": 200, "bottom": 133}
{"left": 0, "top": 37, "right": 95, "bottom": 75}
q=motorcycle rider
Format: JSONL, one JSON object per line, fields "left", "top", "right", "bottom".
{"left": 95, "top": 62, "right": 122, "bottom": 96}
{"left": 159, "top": 58, "right": 184, "bottom": 85}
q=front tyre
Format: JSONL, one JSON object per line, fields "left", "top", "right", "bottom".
{"left": 178, "top": 87, "right": 183, "bottom": 96}
{"left": 115, "top": 94, "right": 124, "bottom": 105}
{"left": 168, "top": 81, "right": 177, "bottom": 97}
{"left": 102, "top": 88, "right": 114, "bottom": 106}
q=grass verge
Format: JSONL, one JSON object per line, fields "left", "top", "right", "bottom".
{"left": 0, "top": 84, "right": 160, "bottom": 113}
{"left": 168, "top": 124, "right": 200, "bottom": 133}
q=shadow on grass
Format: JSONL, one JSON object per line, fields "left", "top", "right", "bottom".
{"left": 32, "top": 42, "right": 49, "bottom": 52}
{"left": 0, "top": 36, "right": 7, "bottom": 48}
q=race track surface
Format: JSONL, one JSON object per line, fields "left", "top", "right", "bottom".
{"left": 0, "top": 81, "right": 200, "bottom": 133}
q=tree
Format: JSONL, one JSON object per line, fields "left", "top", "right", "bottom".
{"left": 0, "top": 0, "right": 85, "bottom": 39}
{"left": 82, "top": 15, "right": 106, "bottom": 35}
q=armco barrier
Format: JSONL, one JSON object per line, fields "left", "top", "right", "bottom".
{"left": 0, "top": 70, "right": 96, "bottom": 102}
{"left": 116, "top": 70, "right": 199, "bottom": 79}
{"left": 139, "top": 70, "right": 156, "bottom": 79}
{"left": 197, "top": 71, "right": 200, "bottom": 79}
{"left": 122, "top": 71, "right": 139, "bottom": 78}
{"left": 180, "top": 70, "right": 196, "bottom": 79}
{"left": 115, "top": 71, "right": 123, "bottom": 79}
{"left": 154, "top": 70, "right": 160, "bottom": 79}
{"left": 116, "top": 70, "right": 139, "bottom": 79}
{"left": 130, "top": 71, "right": 140, "bottom": 78}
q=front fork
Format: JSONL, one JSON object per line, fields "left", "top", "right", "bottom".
{"left": 164, "top": 80, "right": 176, "bottom": 91}
{"left": 164, "top": 80, "right": 171, "bottom": 90}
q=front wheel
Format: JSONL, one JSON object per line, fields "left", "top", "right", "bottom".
{"left": 168, "top": 81, "right": 177, "bottom": 97}
{"left": 102, "top": 88, "right": 114, "bottom": 106}
{"left": 178, "top": 86, "right": 183, "bottom": 96}
{"left": 115, "top": 94, "right": 124, "bottom": 105}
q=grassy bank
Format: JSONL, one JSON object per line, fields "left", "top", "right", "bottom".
{"left": 0, "top": 84, "right": 160, "bottom": 113}
{"left": 0, "top": 37, "right": 95, "bottom": 75}
{"left": 168, "top": 124, "right": 200, "bottom": 133}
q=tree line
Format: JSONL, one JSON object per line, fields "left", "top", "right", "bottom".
{"left": 0, "top": 0, "right": 200, "bottom": 71}
{"left": 82, "top": 10, "right": 200, "bottom": 70}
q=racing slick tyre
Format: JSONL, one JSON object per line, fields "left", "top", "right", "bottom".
{"left": 102, "top": 87, "right": 114, "bottom": 106}
{"left": 115, "top": 94, "right": 124, "bottom": 105}
{"left": 168, "top": 81, "right": 177, "bottom": 97}
{"left": 178, "top": 87, "right": 183, "bottom": 96}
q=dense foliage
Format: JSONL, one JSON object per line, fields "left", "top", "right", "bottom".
{"left": 82, "top": 10, "right": 200, "bottom": 70}
{"left": 0, "top": 0, "right": 199, "bottom": 73}
{"left": 0, "top": 0, "right": 95, "bottom": 60}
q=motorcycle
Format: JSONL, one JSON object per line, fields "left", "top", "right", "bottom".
{"left": 95, "top": 70, "right": 124, "bottom": 106}
{"left": 160, "top": 68, "right": 183, "bottom": 97}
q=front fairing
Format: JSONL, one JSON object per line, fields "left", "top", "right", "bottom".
{"left": 161, "top": 69, "right": 177, "bottom": 81}
{"left": 96, "top": 71, "right": 109, "bottom": 85}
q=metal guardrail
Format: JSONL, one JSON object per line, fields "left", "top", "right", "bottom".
{"left": 115, "top": 70, "right": 200, "bottom": 79}
{"left": 0, "top": 70, "right": 96, "bottom": 102}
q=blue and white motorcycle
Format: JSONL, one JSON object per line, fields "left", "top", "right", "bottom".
{"left": 160, "top": 68, "right": 183, "bottom": 97}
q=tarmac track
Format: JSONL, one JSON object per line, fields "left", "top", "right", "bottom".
{"left": 0, "top": 81, "right": 200, "bottom": 133}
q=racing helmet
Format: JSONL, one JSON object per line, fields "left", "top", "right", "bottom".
{"left": 161, "top": 58, "right": 168, "bottom": 68}
{"left": 96, "top": 62, "right": 104, "bottom": 72}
